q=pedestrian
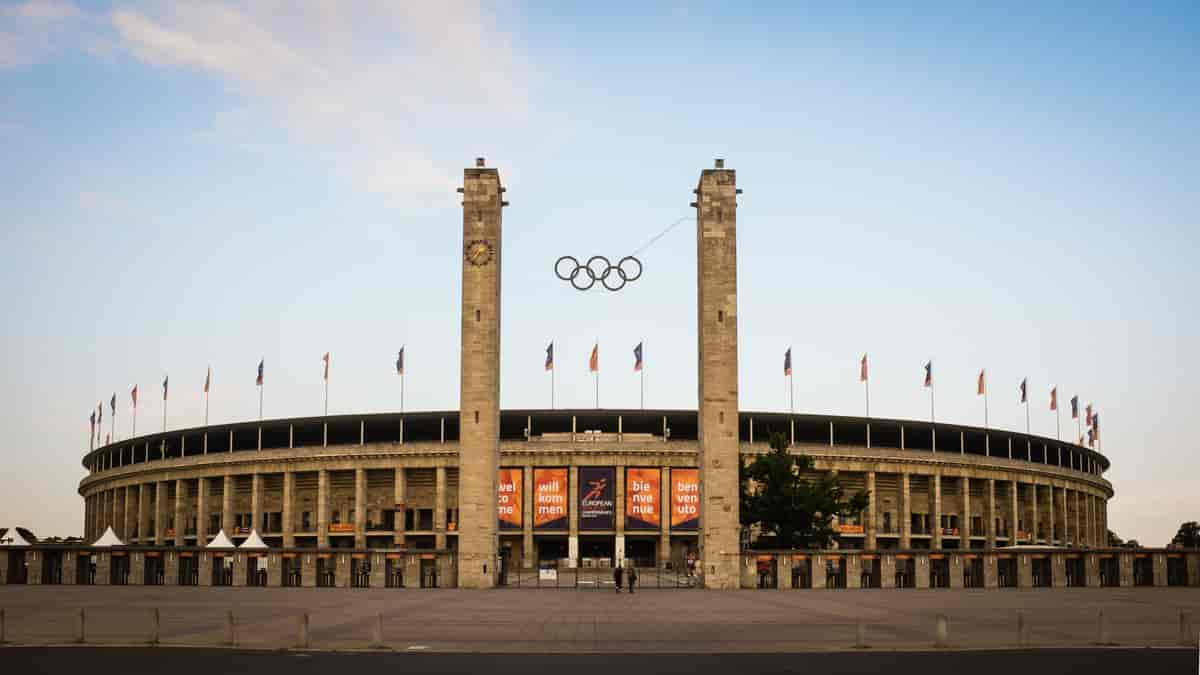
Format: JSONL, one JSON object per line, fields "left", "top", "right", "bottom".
{"left": 613, "top": 563, "right": 623, "bottom": 593}
{"left": 627, "top": 563, "right": 638, "bottom": 594}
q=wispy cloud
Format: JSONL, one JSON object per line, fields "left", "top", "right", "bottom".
{"left": 0, "top": 0, "right": 85, "bottom": 67}
{"left": 106, "top": 1, "right": 535, "bottom": 195}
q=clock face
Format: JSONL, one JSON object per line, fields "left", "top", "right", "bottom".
{"left": 464, "top": 239, "right": 494, "bottom": 266}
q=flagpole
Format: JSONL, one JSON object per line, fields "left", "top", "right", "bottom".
{"left": 401, "top": 372, "right": 405, "bottom": 415}
{"left": 640, "top": 340, "right": 645, "bottom": 410}
{"left": 133, "top": 402, "right": 137, "bottom": 438}
{"left": 1024, "top": 400, "right": 1030, "bottom": 435}
{"left": 984, "top": 387, "right": 989, "bottom": 429}
{"left": 865, "top": 375, "right": 870, "bottom": 418}
{"left": 111, "top": 408, "right": 116, "bottom": 444}
{"left": 1055, "top": 405, "right": 1060, "bottom": 440}
{"left": 930, "top": 383, "right": 935, "bottom": 424}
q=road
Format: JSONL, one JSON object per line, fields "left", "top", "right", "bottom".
{"left": 0, "top": 647, "right": 1195, "bottom": 675}
{"left": 0, "top": 585, "right": 1196, "bottom": 651}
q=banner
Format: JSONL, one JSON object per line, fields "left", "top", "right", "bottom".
{"left": 578, "top": 467, "right": 616, "bottom": 531}
{"left": 670, "top": 467, "right": 700, "bottom": 530}
{"left": 534, "top": 467, "right": 569, "bottom": 530}
{"left": 497, "top": 468, "right": 523, "bottom": 530}
{"left": 625, "top": 467, "right": 661, "bottom": 531}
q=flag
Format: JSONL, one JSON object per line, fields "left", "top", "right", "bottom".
{"left": 131, "top": 384, "right": 138, "bottom": 407}
{"left": 544, "top": 342, "right": 553, "bottom": 371}
{"left": 105, "top": 433, "right": 110, "bottom": 444}
{"left": 110, "top": 393, "right": 116, "bottom": 414}
{"left": 322, "top": 352, "right": 330, "bottom": 381}
{"left": 97, "top": 401, "right": 102, "bottom": 426}
{"left": 1087, "top": 428, "right": 1095, "bottom": 447}
{"left": 1092, "top": 413, "right": 1099, "bottom": 439}
{"left": 1049, "top": 387, "right": 1057, "bottom": 411}
{"left": 784, "top": 348, "right": 792, "bottom": 376}
{"left": 634, "top": 342, "right": 644, "bottom": 372}
{"left": 977, "top": 369, "right": 986, "bottom": 396}
{"left": 162, "top": 375, "right": 169, "bottom": 401}
{"left": 89, "top": 410, "right": 96, "bottom": 435}
{"left": 589, "top": 344, "right": 599, "bottom": 372}
{"left": 1019, "top": 378, "right": 1027, "bottom": 403}
{"left": 1085, "top": 403, "right": 1092, "bottom": 426}
{"left": 203, "top": 367, "right": 211, "bottom": 394}
{"left": 859, "top": 353, "right": 868, "bottom": 382}
{"left": 1070, "top": 396, "right": 1079, "bottom": 419}
{"left": 256, "top": 360, "right": 264, "bottom": 386}
{"left": 923, "top": 361, "right": 932, "bottom": 387}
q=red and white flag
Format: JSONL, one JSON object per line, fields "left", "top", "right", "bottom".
{"left": 859, "top": 353, "right": 868, "bottom": 382}
{"left": 204, "top": 367, "right": 211, "bottom": 394}
{"left": 977, "top": 369, "right": 986, "bottom": 396}
{"left": 1049, "top": 387, "right": 1057, "bottom": 411}
{"left": 588, "top": 344, "right": 599, "bottom": 372}
{"left": 322, "top": 352, "right": 330, "bottom": 381}
{"left": 131, "top": 384, "right": 138, "bottom": 407}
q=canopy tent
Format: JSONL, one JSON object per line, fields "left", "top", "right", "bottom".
{"left": 206, "top": 529, "right": 236, "bottom": 549}
{"left": 238, "top": 530, "right": 268, "bottom": 550}
{"left": 92, "top": 526, "right": 125, "bottom": 547}
{"left": 0, "top": 526, "right": 34, "bottom": 547}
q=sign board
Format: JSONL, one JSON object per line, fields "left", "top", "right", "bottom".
{"left": 497, "top": 468, "right": 523, "bottom": 531}
{"left": 625, "top": 467, "right": 661, "bottom": 531}
{"left": 578, "top": 467, "right": 616, "bottom": 530}
{"left": 539, "top": 566, "right": 558, "bottom": 582}
{"left": 533, "top": 468, "right": 568, "bottom": 530}
{"left": 670, "top": 468, "right": 700, "bottom": 530}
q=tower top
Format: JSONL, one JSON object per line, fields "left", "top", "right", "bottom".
{"left": 714, "top": 158, "right": 725, "bottom": 168}
{"left": 475, "top": 157, "right": 486, "bottom": 167}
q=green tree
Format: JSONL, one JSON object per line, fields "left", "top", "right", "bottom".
{"left": 1107, "top": 529, "right": 1123, "bottom": 547}
{"left": 1171, "top": 521, "right": 1199, "bottom": 548}
{"left": 740, "top": 431, "right": 869, "bottom": 549}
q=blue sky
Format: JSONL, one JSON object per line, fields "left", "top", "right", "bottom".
{"left": 2, "top": 1, "right": 1197, "bottom": 545}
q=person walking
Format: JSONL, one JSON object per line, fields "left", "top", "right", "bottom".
{"left": 613, "top": 563, "right": 623, "bottom": 593}
{"left": 627, "top": 563, "right": 638, "bottom": 594}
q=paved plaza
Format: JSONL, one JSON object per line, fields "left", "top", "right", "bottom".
{"left": 1, "top": 586, "right": 1196, "bottom": 652}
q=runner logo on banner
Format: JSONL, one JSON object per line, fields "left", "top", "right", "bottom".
{"left": 671, "top": 467, "right": 700, "bottom": 530}
{"left": 534, "top": 467, "right": 568, "bottom": 530}
{"left": 579, "top": 467, "right": 616, "bottom": 531}
{"left": 625, "top": 467, "right": 661, "bottom": 531}
{"left": 498, "top": 468, "right": 523, "bottom": 530}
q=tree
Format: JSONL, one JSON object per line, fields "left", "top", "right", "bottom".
{"left": 1107, "top": 529, "right": 1123, "bottom": 547}
{"left": 1171, "top": 521, "right": 1199, "bottom": 548}
{"left": 740, "top": 431, "right": 869, "bottom": 549}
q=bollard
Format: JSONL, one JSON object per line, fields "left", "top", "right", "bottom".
{"left": 296, "top": 612, "right": 309, "bottom": 649}
{"left": 1095, "top": 610, "right": 1112, "bottom": 645}
{"left": 224, "top": 609, "right": 236, "bottom": 647}
{"left": 148, "top": 608, "right": 160, "bottom": 645}
{"left": 934, "top": 614, "right": 949, "bottom": 648}
{"left": 1180, "top": 611, "right": 1193, "bottom": 647}
{"left": 1017, "top": 610, "right": 1027, "bottom": 647}
{"left": 75, "top": 608, "right": 86, "bottom": 644}
{"left": 370, "top": 612, "right": 384, "bottom": 649}
{"left": 854, "top": 617, "right": 866, "bottom": 649}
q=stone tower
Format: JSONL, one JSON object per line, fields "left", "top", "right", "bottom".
{"left": 456, "top": 157, "right": 506, "bottom": 588}
{"left": 694, "top": 159, "right": 741, "bottom": 589}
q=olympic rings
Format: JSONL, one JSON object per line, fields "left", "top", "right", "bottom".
{"left": 554, "top": 255, "right": 643, "bottom": 292}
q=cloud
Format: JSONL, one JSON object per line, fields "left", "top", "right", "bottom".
{"left": 107, "top": 1, "right": 536, "bottom": 196}
{"left": 0, "top": 0, "right": 85, "bottom": 67}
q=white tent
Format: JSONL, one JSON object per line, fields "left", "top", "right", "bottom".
{"left": 206, "top": 529, "right": 236, "bottom": 549}
{"left": 0, "top": 527, "right": 34, "bottom": 547}
{"left": 92, "top": 526, "right": 125, "bottom": 548}
{"left": 238, "top": 530, "right": 268, "bottom": 550}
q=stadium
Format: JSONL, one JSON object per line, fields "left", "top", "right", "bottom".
{"left": 4, "top": 158, "right": 1195, "bottom": 591}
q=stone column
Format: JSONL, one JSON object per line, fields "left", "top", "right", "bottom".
{"left": 174, "top": 479, "right": 186, "bottom": 546}
{"left": 251, "top": 473, "right": 263, "bottom": 536}
{"left": 523, "top": 465, "right": 535, "bottom": 565}
{"left": 1073, "top": 490, "right": 1081, "bottom": 546}
{"left": 1030, "top": 482, "right": 1039, "bottom": 542}
{"left": 865, "top": 471, "right": 877, "bottom": 550}
{"left": 354, "top": 468, "right": 367, "bottom": 549}
{"left": 931, "top": 474, "right": 942, "bottom": 549}
{"left": 138, "top": 484, "right": 149, "bottom": 544}
{"left": 112, "top": 489, "right": 124, "bottom": 540}
{"left": 283, "top": 471, "right": 295, "bottom": 548}
{"left": 221, "top": 474, "right": 235, "bottom": 534}
{"left": 1010, "top": 481, "right": 1020, "bottom": 543}
{"left": 392, "top": 468, "right": 404, "bottom": 547}
{"left": 123, "top": 485, "right": 135, "bottom": 541}
{"left": 658, "top": 467, "right": 670, "bottom": 565}
{"left": 986, "top": 479, "right": 996, "bottom": 548}
{"left": 899, "top": 473, "right": 911, "bottom": 549}
{"left": 1086, "top": 493, "right": 1094, "bottom": 546}
{"left": 317, "top": 469, "right": 329, "bottom": 548}
{"left": 196, "top": 477, "right": 208, "bottom": 544}
{"left": 694, "top": 159, "right": 742, "bottom": 588}
{"left": 434, "top": 466, "right": 447, "bottom": 549}
{"left": 1057, "top": 487, "right": 1067, "bottom": 544}
{"left": 1045, "top": 484, "right": 1056, "bottom": 542}
{"left": 456, "top": 158, "right": 505, "bottom": 588}
{"left": 155, "top": 481, "right": 167, "bottom": 545}
{"left": 961, "top": 477, "right": 971, "bottom": 545}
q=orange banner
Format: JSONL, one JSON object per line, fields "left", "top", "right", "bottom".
{"left": 625, "top": 467, "right": 661, "bottom": 531}
{"left": 670, "top": 468, "right": 699, "bottom": 530}
{"left": 534, "top": 468, "right": 568, "bottom": 529}
{"left": 497, "top": 468, "right": 523, "bottom": 530}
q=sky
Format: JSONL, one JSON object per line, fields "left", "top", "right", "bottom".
{"left": 1, "top": 0, "right": 1196, "bottom": 545}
